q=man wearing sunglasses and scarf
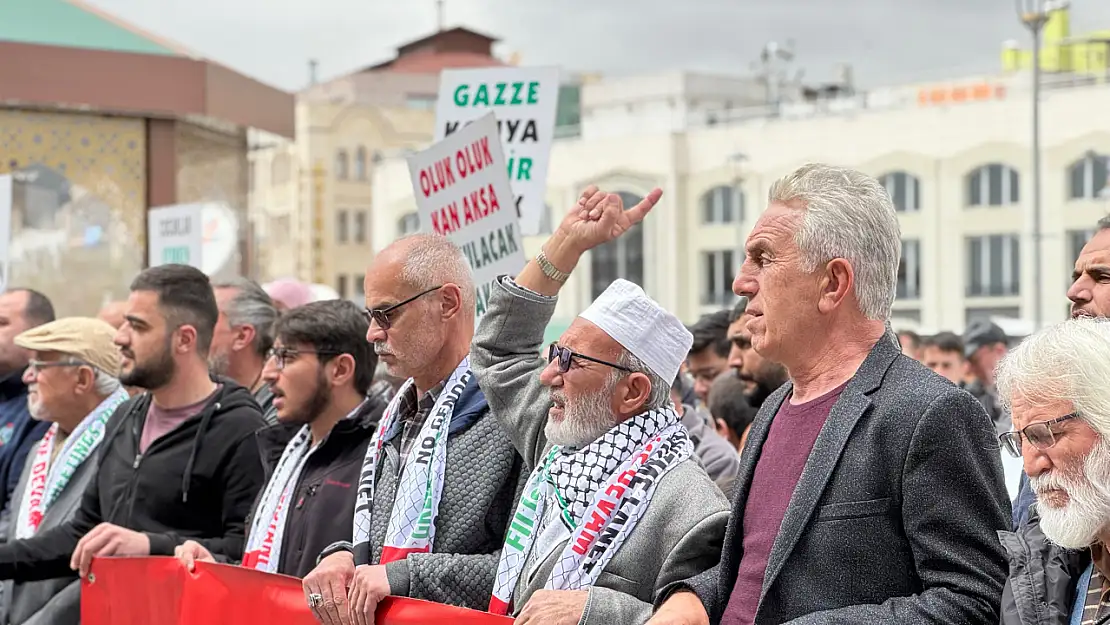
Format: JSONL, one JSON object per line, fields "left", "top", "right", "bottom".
{"left": 467, "top": 186, "right": 730, "bottom": 625}
{"left": 996, "top": 317, "right": 1110, "bottom": 625}
{"left": 302, "top": 233, "right": 523, "bottom": 625}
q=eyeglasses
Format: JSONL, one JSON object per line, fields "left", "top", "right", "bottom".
{"left": 27, "top": 359, "right": 89, "bottom": 376}
{"left": 265, "top": 347, "right": 341, "bottom": 371}
{"left": 362, "top": 285, "right": 444, "bottom": 331}
{"left": 999, "top": 413, "right": 1078, "bottom": 458}
{"left": 547, "top": 343, "right": 632, "bottom": 374}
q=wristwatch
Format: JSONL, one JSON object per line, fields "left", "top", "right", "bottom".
{"left": 536, "top": 249, "right": 570, "bottom": 284}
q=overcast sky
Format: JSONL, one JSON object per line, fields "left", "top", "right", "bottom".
{"left": 86, "top": 0, "right": 1110, "bottom": 92}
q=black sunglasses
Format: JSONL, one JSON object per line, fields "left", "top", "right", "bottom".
{"left": 363, "top": 285, "right": 444, "bottom": 330}
{"left": 998, "top": 412, "right": 1078, "bottom": 458}
{"left": 547, "top": 343, "right": 632, "bottom": 374}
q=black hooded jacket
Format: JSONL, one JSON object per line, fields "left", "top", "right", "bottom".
{"left": 0, "top": 379, "right": 267, "bottom": 582}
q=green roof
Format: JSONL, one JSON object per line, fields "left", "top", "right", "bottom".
{"left": 0, "top": 0, "right": 181, "bottom": 56}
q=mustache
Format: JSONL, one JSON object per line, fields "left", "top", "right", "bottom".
{"left": 373, "top": 342, "right": 393, "bottom": 355}
{"left": 119, "top": 348, "right": 135, "bottom": 360}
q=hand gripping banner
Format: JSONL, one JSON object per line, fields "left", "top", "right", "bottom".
{"left": 81, "top": 557, "right": 513, "bottom": 625}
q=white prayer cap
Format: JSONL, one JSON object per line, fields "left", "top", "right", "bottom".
{"left": 578, "top": 279, "right": 693, "bottom": 385}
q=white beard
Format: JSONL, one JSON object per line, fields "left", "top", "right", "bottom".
{"left": 1035, "top": 437, "right": 1110, "bottom": 549}
{"left": 546, "top": 385, "right": 616, "bottom": 449}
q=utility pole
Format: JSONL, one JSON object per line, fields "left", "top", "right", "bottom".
{"left": 436, "top": 0, "right": 445, "bottom": 31}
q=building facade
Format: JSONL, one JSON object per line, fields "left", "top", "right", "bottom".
{"left": 1, "top": 0, "right": 293, "bottom": 315}
{"left": 370, "top": 68, "right": 1110, "bottom": 334}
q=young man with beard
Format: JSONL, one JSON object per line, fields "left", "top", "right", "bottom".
{"left": 175, "top": 300, "right": 387, "bottom": 578}
{"left": 468, "top": 187, "right": 730, "bottom": 625}
{"left": 208, "top": 278, "right": 280, "bottom": 424}
{"left": 725, "top": 306, "right": 788, "bottom": 409}
{"left": 302, "top": 234, "right": 523, "bottom": 625}
{"left": 996, "top": 318, "right": 1110, "bottom": 624}
{"left": 0, "top": 264, "right": 267, "bottom": 587}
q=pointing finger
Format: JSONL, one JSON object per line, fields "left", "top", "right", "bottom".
{"left": 625, "top": 188, "right": 663, "bottom": 224}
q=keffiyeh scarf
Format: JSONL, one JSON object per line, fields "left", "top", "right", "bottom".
{"left": 489, "top": 405, "right": 693, "bottom": 614}
{"left": 352, "top": 356, "right": 471, "bottom": 565}
{"left": 15, "top": 388, "right": 128, "bottom": 539}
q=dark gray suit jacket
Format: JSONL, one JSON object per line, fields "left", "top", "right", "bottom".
{"left": 671, "top": 333, "right": 1011, "bottom": 624}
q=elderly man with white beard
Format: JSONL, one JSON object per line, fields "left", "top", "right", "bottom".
{"left": 470, "top": 186, "right": 730, "bottom": 625}
{"left": 997, "top": 317, "right": 1110, "bottom": 624}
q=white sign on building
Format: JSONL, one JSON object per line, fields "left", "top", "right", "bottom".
{"left": 409, "top": 112, "right": 525, "bottom": 319}
{"left": 148, "top": 203, "right": 203, "bottom": 269}
{"left": 434, "top": 66, "right": 559, "bottom": 238}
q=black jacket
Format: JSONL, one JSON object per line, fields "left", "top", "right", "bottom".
{"left": 999, "top": 509, "right": 1089, "bottom": 625}
{"left": 672, "top": 333, "right": 1011, "bottom": 625}
{"left": 0, "top": 380, "right": 267, "bottom": 582}
{"left": 246, "top": 395, "right": 386, "bottom": 578}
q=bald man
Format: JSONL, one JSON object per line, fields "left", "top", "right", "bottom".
{"left": 97, "top": 301, "right": 127, "bottom": 329}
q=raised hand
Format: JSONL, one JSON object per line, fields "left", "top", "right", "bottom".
{"left": 557, "top": 185, "right": 663, "bottom": 255}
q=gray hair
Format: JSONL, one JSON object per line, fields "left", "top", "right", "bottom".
{"left": 212, "top": 278, "right": 278, "bottom": 357}
{"left": 93, "top": 369, "right": 121, "bottom": 396}
{"left": 995, "top": 317, "right": 1110, "bottom": 438}
{"left": 768, "top": 163, "right": 902, "bottom": 320}
{"left": 396, "top": 233, "right": 476, "bottom": 319}
{"left": 1098, "top": 214, "right": 1110, "bottom": 230}
{"left": 611, "top": 350, "right": 672, "bottom": 412}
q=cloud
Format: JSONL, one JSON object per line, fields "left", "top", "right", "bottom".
{"left": 84, "top": 0, "right": 1110, "bottom": 91}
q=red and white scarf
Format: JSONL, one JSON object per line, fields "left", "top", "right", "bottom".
{"left": 352, "top": 356, "right": 470, "bottom": 565}
{"left": 243, "top": 401, "right": 369, "bottom": 572}
{"left": 489, "top": 405, "right": 692, "bottom": 615}
{"left": 14, "top": 388, "right": 128, "bottom": 539}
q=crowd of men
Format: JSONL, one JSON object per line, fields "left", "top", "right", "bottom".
{"left": 0, "top": 162, "right": 1104, "bottom": 625}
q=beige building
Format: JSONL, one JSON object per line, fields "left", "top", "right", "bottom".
{"left": 371, "top": 68, "right": 1110, "bottom": 335}
{"left": 249, "top": 27, "right": 507, "bottom": 298}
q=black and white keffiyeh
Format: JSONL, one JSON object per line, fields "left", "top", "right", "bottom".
{"left": 489, "top": 405, "right": 692, "bottom": 614}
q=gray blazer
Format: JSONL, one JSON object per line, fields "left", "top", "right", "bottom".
{"left": 671, "top": 332, "right": 1011, "bottom": 624}
{"left": 470, "top": 277, "right": 730, "bottom": 625}
{"left": 0, "top": 439, "right": 91, "bottom": 625}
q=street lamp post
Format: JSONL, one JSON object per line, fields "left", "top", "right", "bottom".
{"left": 727, "top": 152, "right": 749, "bottom": 260}
{"left": 1016, "top": 0, "right": 1065, "bottom": 330}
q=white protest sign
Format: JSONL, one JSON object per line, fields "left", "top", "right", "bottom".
{"left": 434, "top": 66, "right": 559, "bottom": 238}
{"left": 148, "top": 203, "right": 203, "bottom": 269}
{"left": 0, "top": 175, "right": 11, "bottom": 292}
{"left": 409, "top": 112, "right": 525, "bottom": 318}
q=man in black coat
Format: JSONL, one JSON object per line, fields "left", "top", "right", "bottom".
{"left": 649, "top": 163, "right": 1010, "bottom": 625}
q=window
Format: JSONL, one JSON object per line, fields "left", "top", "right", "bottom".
{"left": 701, "top": 250, "right": 737, "bottom": 306}
{"left": 590, "top": 191, "right": 645, "bottom": 299}
{"left": 353, "top": 274, "right": 365, "bottom": 300}
{"left": 397, "top": 212, "right": 420, "bottom": 237}
{"left": 355, "top": 147, "right": 367, "bottom": 181}
{"left": 878, "top": 172, "right": 921, "bottom": 213}
{"left": 966, "top": 163, "right": 1020, "bottom": 207}
{"left": 700, "top": 186, "right": 743, "bottom": 224}
{"left": 1067, "top": 153, "right": 1110, "bottom": 200}
{"left": 337, "top": 210, "right": 349, "bottom": 244}
{"left": 354, "top": 211, "right": 367, "bottom": 243}
{"left": 337, "top": 275, "right": 348, "bottom": 299}
{"left": 897, "top": 239, "right": 921, "bottom": 300}
{"left": 335, "top": 150, "right": 349, "bottom": 180}
{"left": 1068, "top": 228, "right": 1096, "bottom": 268}
{"left": 966, "top": 234, "right": 1021, "bottom": 297}
{"left": 271, "top": 154, "right": 290, "bottom": 185}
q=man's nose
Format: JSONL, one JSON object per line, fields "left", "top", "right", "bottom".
{"left": 1022, "top": 443, "right": 1053, "bottom": 479}
{"left": 366, "top": 323, "right": 386, "bottom": 344}
{"left": 734, "top": 264, "right": 757, "bottom": 298}
{"left": 539, "top": 358, "right": 562, "bottom": 387}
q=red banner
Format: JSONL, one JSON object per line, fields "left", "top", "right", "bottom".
{"left": 81, "top": 557, "right": 513, "bottom": 625}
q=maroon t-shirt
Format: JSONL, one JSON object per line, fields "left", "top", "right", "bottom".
{"left": 720, "top": 381, "right": 848, "bottom": 625}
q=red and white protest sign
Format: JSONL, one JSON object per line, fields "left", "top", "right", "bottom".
{"left": 407, "top": 112, "right": 525, "bottom": 318}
